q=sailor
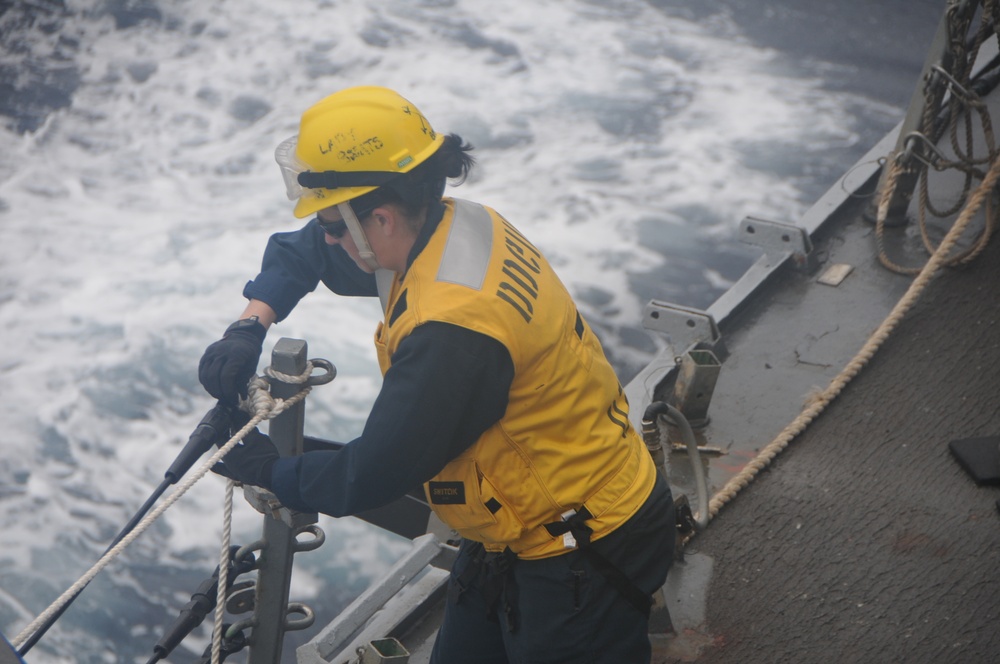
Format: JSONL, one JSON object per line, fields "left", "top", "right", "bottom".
{"left": 199, "top": 86, "right": 675, "bottom": 663}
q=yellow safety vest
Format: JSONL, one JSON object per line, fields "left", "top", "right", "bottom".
{"left": 374, "top": 198, "right": 656, "bottom": 559}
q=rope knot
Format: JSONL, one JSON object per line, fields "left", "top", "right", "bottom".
{"left": 238, "top": 359, "right": 335, "bottom": 423}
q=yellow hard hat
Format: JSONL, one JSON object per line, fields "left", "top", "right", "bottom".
{"left": 275, "top": 86, "right": 445, "bottom": 218}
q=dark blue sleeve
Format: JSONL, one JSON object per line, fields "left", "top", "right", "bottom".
{"left": 242, "top": 218, "right": 378, "bottom": 322}
{"left": 269, "top": 322, "right": 514, "bottom": 516}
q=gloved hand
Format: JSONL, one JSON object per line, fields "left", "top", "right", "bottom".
{"left": 211, "top": 410, "right": 278, "bottom": 489}
{"left": 198, "top": 318, "right": 267, "bottom": 405}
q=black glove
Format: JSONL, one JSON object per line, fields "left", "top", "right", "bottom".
{"left": 211, "top": 410, "right": 278, "bottom": 489}
{"left": 198, "top": 318, "right": 267, "bottom": 405}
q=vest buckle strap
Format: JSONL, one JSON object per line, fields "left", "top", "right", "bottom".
{"left": 543, "top": 506, "right": 594, "bottom": 549}
{"left": 542, "top": 506, "right": 652, "bottom": 618}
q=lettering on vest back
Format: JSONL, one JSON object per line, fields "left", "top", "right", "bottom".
{"left": 606, "top": 385, "right": 631, "bottom": 438}
{"left": 496, "top": 220, "right": 542, "bottom": 323}
{"left": 429, "top": 481, "right": 466, "bottom": 504}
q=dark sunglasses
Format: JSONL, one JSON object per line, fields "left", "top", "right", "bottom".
{"left": 315, "top": 204, "right": 377, "bottom": 239}
{"left": 315, "top": 216, "right": 348, "bottom": 239}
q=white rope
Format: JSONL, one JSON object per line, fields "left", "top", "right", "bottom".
{"left": 266, "top": 362, "right": 315, "bottom": 385}
{"left": 11, "top": 367, "right": 314, "bottom": 650}
{"left": 211, "top": 480, "right": 235, "bottom": 664}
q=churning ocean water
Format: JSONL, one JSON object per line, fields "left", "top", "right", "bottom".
{"left": 0, "top": 0, "right": 941, "bottom": 661}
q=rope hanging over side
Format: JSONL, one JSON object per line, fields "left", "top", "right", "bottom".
{"left": 10, "top": 363, "right": 319, "bottom": 651}
{"left": 211, "top": 480, "right": 235, "bottom": 664}
{"left": 877, "top": 0, "right": 1000, "bottom": 274}
{"left": 704, "top": 134, "right": 1000, "bottom": 525}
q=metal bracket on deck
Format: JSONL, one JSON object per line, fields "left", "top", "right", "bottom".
{"left": 642, "top": 301, "right": 721, "bottom": 355}
{"left": 739, "top": 216, "right": 814, "bottom": 269}
{"left": 672, "top": 349, "right": 722, "bottom": 429}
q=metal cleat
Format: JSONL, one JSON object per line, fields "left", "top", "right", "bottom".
{"left": 739, "top": 216, "right": 814, "bottom": 270}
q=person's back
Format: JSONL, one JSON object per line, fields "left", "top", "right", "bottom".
{"left": 380, "top": 196, "right": 658, "bottom": 561}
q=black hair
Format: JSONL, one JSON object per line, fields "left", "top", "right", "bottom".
{"left": 350, "top": 133, "right": 475, "bottom": 222}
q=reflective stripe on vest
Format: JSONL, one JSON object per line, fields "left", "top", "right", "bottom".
{"left": 436, "top": 198, "right": 493, "bottom": 289}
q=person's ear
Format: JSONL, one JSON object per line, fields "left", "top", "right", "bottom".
{"left": 372, "top": 206, "right": 395, "bottom": 235}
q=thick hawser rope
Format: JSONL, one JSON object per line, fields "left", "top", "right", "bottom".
{"left": 10, "top": 364, "right": 318, "bottom": 653}
{"left": 704, "top": 149, "right": 1000, "bottom": 523}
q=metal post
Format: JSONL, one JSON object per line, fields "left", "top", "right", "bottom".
{"left": 672, "top": 349, "right": 721, "bottom": 429}
{"left": 247, "top": 338, "right": 312, "bottom": 664}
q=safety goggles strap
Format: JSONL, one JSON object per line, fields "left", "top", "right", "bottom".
{"left": 337, "top": 203, "right": 381, "bottom": 272}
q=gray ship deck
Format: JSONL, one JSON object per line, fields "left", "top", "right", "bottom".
{"left": 654, "top": 186, "right": 1000, "bottom": 662}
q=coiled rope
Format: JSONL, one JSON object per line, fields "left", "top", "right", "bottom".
{"left": 11, "top": 362, "right": 318, "bottom": 652}
{"left": 704, "top": 148, "right": 1000, "bottom": 523}
{"left": 876, "top": 0, "right": 999, "bottom": 274}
